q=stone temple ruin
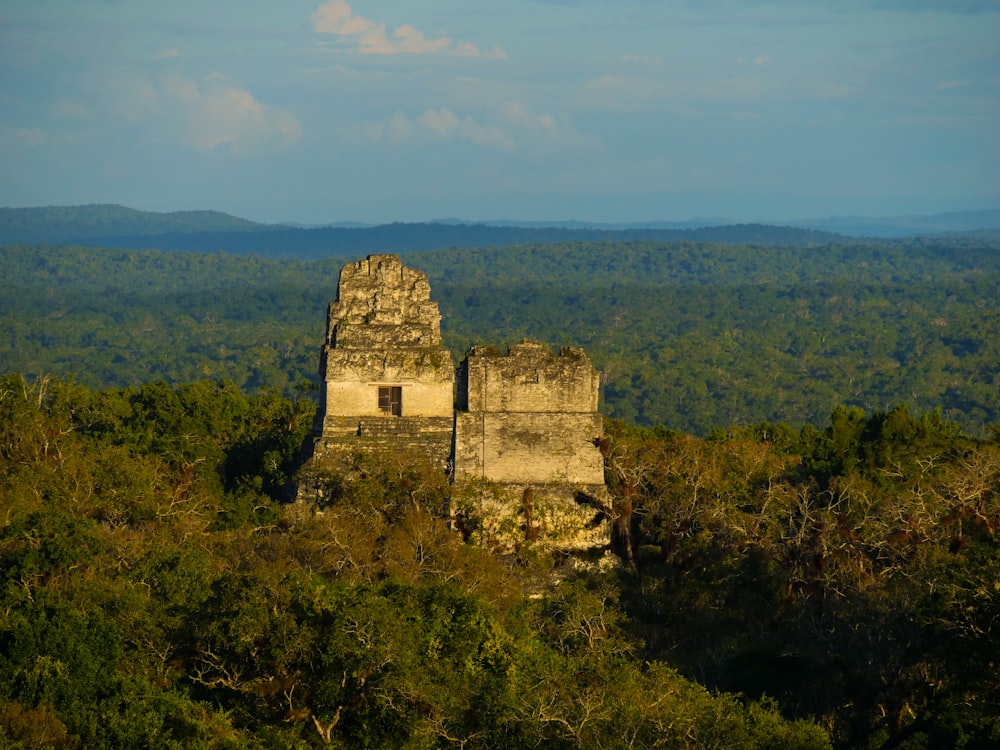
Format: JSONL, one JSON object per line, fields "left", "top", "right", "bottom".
{"left": 304, "top": 254, "right": 610, "bottom": 553}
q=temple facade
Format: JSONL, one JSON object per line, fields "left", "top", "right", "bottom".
{"left": 306, "top": 253, "right": 610, "bottom": 552}
{"left": 315, "top": 255, "right": 455, "bottom": 466}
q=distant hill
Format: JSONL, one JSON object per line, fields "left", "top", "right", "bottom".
{"left": 792, "top": 209, "right": 1000, "bottom": 238}
{"left": 0, "top": 204, "right": 846, "bottom": 257}
{"left": 5, "top": 203, "right": 997, "bottom": 256}
{"left": 430, "top": 217, "right": 729, "bottom": 230}
{"left": 0, "top": 204, "right": 263, "bottom": 245}
{"left": 87, "top": 222, "right": 849, "bottom": 258}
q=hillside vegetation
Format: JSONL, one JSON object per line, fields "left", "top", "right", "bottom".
{"left": 2, "top": 231, "right": 999, "bottom": 748}
{"left": 2, "top": 236, "right": 998, "bottom": 435}
{"left": 0, "top": 205, "right": 263, "bottom": 245}
{"left": 0, "top": 375, "right": 834, "bottom": 749}
{"left": 2, "top": 375, "right": 999, "bottom": 748}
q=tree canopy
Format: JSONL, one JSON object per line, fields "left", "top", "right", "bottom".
{"left": 0, "top": 374, "right": 839, "bottom": 748}
{"left": 2, "top": 235, "right": 998, "bottom": 435}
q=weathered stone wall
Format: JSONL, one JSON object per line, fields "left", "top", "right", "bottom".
{"left": 458, "top": 342, "right": 600, "bottom": 413}
{"left": 452, "top": 482, "right": 609, "bottom": 554}
{"left": 321, "top": 350, "right": 454, "bottom": 426}
{"left": 454, "top": 412, "right": 604, "bottom": 485}
{"left": 323, "top": 381, "right": 454, "bottom": 424}
{"left": 327, "top": 255, "right": 442, "bottom": 342}
{"left": 454, "top": 341, "right": 605, "bottom": 486}
{"left": 313, "top": 416, "right": 454, "bottom": 471}
{"left": 315, "top": 254, "right": 454, "bottom": 466}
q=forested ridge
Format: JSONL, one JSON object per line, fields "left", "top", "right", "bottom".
{"left": 0, "top": 204, "right": 846, "bottom": 254}
{"left": 2, "top": 236, "right": 998, "bottom": 435}
{"left": 0, "top": 205, "right": 263, "bottom": 245}
{"left": 2, "top": 375, "right": 999, "bottom": 748}
{"left": 2, "top": 222, "right": 845, "bottom": 260}
{"left": 5, "top": 204, "right": 999, "bottom": 250}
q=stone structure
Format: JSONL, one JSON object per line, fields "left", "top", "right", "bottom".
{"left": 315, "top": 255, "right": 455, "bottom": 466}
{"left": 454, "top": 342, "right": 604, "bottom": 487}
{"left": 452, "top": 342, "right": 609, "bottom": 552}
{"left": 307, "top": 253, "right": 609, "bottom": 553}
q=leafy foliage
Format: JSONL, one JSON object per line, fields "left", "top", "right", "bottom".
{"left": 2, "top": 227, "right": 998, "bottom": 747}
{"left": 2, "top": 235, "right": 999, "bottom": 436}
{"left": 603, "top": 408, "right": 1000, "bottom": 749}
{"left": 0, "top": 375, "right": 834, "bottom": 748}
{"left": 3, "top": 372, "right": 999, "bottom": 748}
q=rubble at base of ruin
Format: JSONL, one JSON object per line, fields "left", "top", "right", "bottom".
{"left": 297, "top": 254, "right": 611, "bottom": 556}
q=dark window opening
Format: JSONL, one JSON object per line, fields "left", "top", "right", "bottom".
{"left": 378, "top": 386, "right": 402, "bottom": 416}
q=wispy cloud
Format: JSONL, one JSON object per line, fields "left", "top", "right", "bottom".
{"left": 622, "top": 54, "right": 663, "bottom": 65}
{"left": 418, "top": 107, "right": 517, "bottom": 150}
{"left": 311, "top": 1, "right": 506, "bottom": 58}
{"left": 51, "top": 101, "right": 89, "bottom": 120}
{"left": 584, "top": 73, "right": 772, "bottom": 108}
{"left": 363, "top": 102, "right": 591, "bottom": 152}
{"left": 736, "top": 55, "right": 771, "bottom": 66}
{"left": 16, "top": 127, "right": 45, "bottom": 147}
{"left": 362, "top": 111, "right": 414, "bottom": 144}
{"left": 163, "top": 76, "right": 302, "bottom": 154}
{"left": 867, "top": 0, "right": 1000, "bottom": 13}
{"left": 154, "top": 48, "right": 181, "bottom": 60}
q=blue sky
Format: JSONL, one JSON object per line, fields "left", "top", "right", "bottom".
{"left": 1, "top": 0, "right": 997, "bottom": 224}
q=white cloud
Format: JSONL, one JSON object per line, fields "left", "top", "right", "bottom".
{"left": 365, "top": 108, "right": 513, "bottom": 150}
{"left": 936, "top": 80, "right": 970, "bottom": 91}
{"left": 16, "top": 127, "right": 45, "bottom": 147}
{"left": 107, "top": 72, "right": 161, "bottom": 124}
{"left": 154, "top": 48, "right": 181, "bottom": 60}
{"left": 386, "top": 111, "right": 415, "bottom": 143}
{"left": 456, "top": 116, "right": 517, "bottom": 151}
{"left": 735, "top": 55, "right": 771, "bottom": 66}
{"left": 362, "top": 111, "right": 413, "bottom": 144}
{"left": 500, "top": 101, "right": 557, "bottom": 134}
{"left": 311, "top": 0, "right": 505, "bottom": 58}
{"left": 151, "top": 76, "right": 302, "bottom": 154}
{"left": 388, "top": 24, "right": 451, "bottom": 56}
{"left": 0, "top": 124, "right": 44, "bottom": 152}
{"left": 366, "top": 102, "right": 591, "bottom": 153}
{"left": 419, "top": 108, "right": 460, "bottom": 136}
{"left": 51, "top": 101, "right": 90, "bottom": 120}
{"left": 408, "top": 107, "right": 515, "bottom": 150}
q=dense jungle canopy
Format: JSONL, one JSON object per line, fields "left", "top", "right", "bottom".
{"left": 1, "top": 234, "right": 999, "bottom": 747}
{"left": 2, "top": 236, "right": 998, "bottom": 435}
{"left": 1, "top": 375, "right": 999, "bottom": 747}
